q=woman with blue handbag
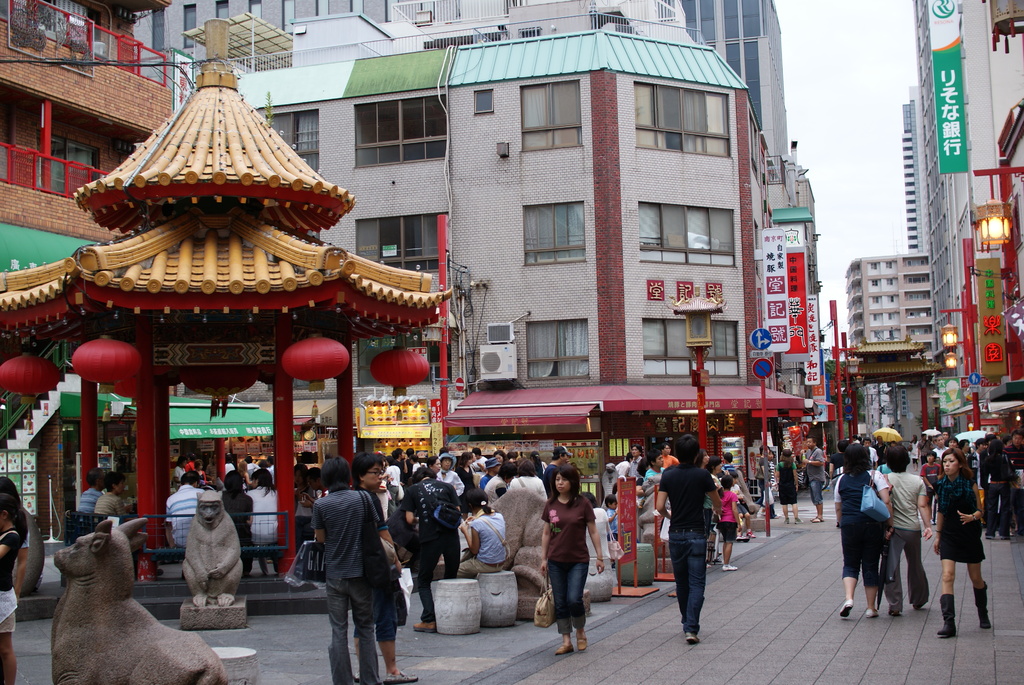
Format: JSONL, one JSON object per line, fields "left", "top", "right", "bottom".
{"left": 932, "top": 448, "right": 989, "bottom": 638}
{"left": 833, "top": 444, "right": 892, "bottom": 619}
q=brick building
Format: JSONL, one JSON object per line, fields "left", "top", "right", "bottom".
{"left": 1, "top": 0, "right": 172, "bottom": 525}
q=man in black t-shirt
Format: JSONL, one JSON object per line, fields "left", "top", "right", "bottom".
{"left": 401, "top": 468, "right": 461, "bottom": 632}
{"left": 828, "top": 439, "right": 849, "bottom": 484}
{"left": 656, "top": 434, "right": 721, "bottom": 645}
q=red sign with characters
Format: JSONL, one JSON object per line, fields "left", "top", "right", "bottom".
{"left": 617, "top": 477, "right": 637, "bottom": 565}
{"left": 785, "top": 248, "right": 809, "bottom": 359}
{"left": 646, "top": 280, "right": 665, "bottom": 301}
{"left": 429, "top": 398, "right": 442, "bottom": 424}
{"left": 676, "top": 281, "right": 694, "bottom": 302}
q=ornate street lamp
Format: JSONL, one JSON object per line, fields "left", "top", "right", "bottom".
{"left": 846, "top": 356, "right": 862, "bottom": 375}
{"left": 944, "top": 352, "right": 958, "bottom": 370}
{"left": 974, "top": 199, "right": 1012, "bottom": 249}
{"left": 940, "top": 324, "right": 959, "bottom": 348}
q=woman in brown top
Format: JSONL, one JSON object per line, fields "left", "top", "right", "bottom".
{"left": 540, "top": 463, "right": 605, "bottom": 655}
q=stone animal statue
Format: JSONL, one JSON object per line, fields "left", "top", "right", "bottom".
{"left": 184, "top": 491, "right": 242, "bottom": 607}
{"left": 52, "top": 518, "right": 228, "bottom": 685}
{"left": 20, "top": 510, "right": 43, "bottom": 598}
{"left": 492, "top": 488, "right": 546, "bottom": 620}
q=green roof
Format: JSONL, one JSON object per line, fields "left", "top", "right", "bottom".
{"left": 0, "top": 223, "right": 90, "bottom": 273}
{"left": 239, "top": 61, "right": 353, "bottom": 108}
{"left": 771, "top": 207, "right": 814, "bottom": 224}
{"left": 448, "top": 30, "right": 745, "bottom": 89}
{"left": 344, "top": 50, "right": 453, "bottom": 98}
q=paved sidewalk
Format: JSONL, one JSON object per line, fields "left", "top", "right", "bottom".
{"left": 12, "top": 494, "right": 1024, "bottom": 684}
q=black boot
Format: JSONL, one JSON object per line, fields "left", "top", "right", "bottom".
{"left": 937, "top": 594, "right": 956, "bottom": 638}
{"left": 974, "top": 584, "right": 991, "bottom": 629}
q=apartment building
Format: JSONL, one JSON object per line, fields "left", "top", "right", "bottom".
{"left": 846, "top": 254, "right": 934, "bottom": 352}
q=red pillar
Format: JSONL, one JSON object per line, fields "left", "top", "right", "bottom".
{"left": 962, "top": 238, "right": 982, "bottom": 430}
{"left": 80, "top": 380, "right": 98, "bottom": 493}
{"left": 337, "top": 331, "right": 353, "bottom": 464}
{"left": 695, "top": 346, "right": 707, "bottom": 448}
{"left": 135, "top": 317, "right": 158, "bottom": 557}
{"left": 830, "top": 300, "right": 843, "bottom": 442}
{"left": 274, "top": 313, "right": 296, "bottom": 568}
{"left": 920, "top": 382, "right": 929, "bottom": 431}
{"left": 215, "top": 438, "right": 227, "bottom": 480}
{"left": 154, "top": 378, "right": 170, "bottom": 508}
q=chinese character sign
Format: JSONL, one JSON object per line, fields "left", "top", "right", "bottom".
{"left": 617, "top": 477, "right": 637, "bottom": 565}
{"left": 975, "top": 257, "right": 1007, "bottom": 380}
{"left": 676, "top": 281, "right": 694, "bottom": 302}
{"left": 783, "top": 247, "right": 809, "bottom": 361}
{"left": 761, "top": 228, "right": 789, "bottom": 352}
{"left": 804, "top": 296, "right": 821, "bottom": 385}
{"left": 929, "top": 1, "right": 967, "bottom": 174}
{"left": 647, "top": 280, "right": 665, "bottom": 301}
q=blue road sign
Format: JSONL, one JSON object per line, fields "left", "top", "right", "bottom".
{"left": 968, "top": 372, "right": 982, "bottom": 386}
{"left": 749, "top": 328, "right": 772, "bottom": 350}
{"left": 752, "top": 358, "right": 774, "bottom": 379}
{"left": 844, "top": 404, "right": 854, "bottom": 417}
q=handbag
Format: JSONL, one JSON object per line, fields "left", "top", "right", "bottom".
{"left": 428, "top": 491, "right": 463, "bottom": 530}
{"left": 283, "top": 540, "right": 326, "bottom": 588}
{"left": 534, "top": 578, "right": 556, "bottom": 628}
{"left": 360, "top": 491, "right": 394, "bottom": 590}
{"left": 860, "top": 471, "right": 891, "bottom": 523}
{"left": 608, "top": 538, "right": 624, "bottom": 562}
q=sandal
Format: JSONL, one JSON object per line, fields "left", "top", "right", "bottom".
{"left": 385, "top": 674, "right": 419, "bottom": 684}
{"left": 810, "top": 518, "right": 823, "bottom": 523}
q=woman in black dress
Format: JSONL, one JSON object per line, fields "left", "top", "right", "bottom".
{"left": 932, "top": 447, "right": 989, "bottom": 637}
{"left": 777, "top": 449, "right": 800, "bottom": 523}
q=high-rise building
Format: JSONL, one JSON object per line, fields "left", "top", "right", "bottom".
{"left": 846, "top": 255, "right": 934, "bottom": 353}
{"left": 902, "top": 89, "right": 923, "bottom": 253}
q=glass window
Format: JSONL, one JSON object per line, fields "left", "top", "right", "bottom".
{"left": 284, "top": 0, "right": 294, "bottom": 27}
{"left": 521, "top": 82, "right": 581, "bottom": 150}
{"left": 639, "top": 202, "right": 734, "bottom": 265}
{"left": 524, "top": 202, "right": 585, "bottom": 263}
{"left": 723, "top": 0, "right": 738, "bottom": 39}
{"left": 151, "top": 9, "right": 165, "bottom": 53}
{"left": 744, "top": 40, "right": 761, "bottom": 121}
{"left": 643, "top": 320, "right": 738, "bottom": 376}
{"left": 741, "top": 0, "right": 760, "bottom": 37}
{"left": 355, "top": 215, "right": 439, "bottom": 271}
{"left": 700, "top": 0, "right": 715, "bottom": 41}
{"left": 527, "top": 320, "right": 589, "bottom": 378}
{"left": 681, "top": 0, "right": 696, "bottom": 29}
{"left": 183, "top": 4, "right": 196, "bottom": 48}
{"left": 216, "top": 0, "right": 230, "bottom": 18}
{"left": 725, "top": 42, "right": 740, "bottom": 77}
{"left": 248, "top": 0, "right": 262, "bottom": 17}
{"left": 355, "top": 96, "right": 447, "bottom": 166}
{"left": 636, "top": 83, "right": 729, "bottom": 156}
{"left": 474, "top": 90, "right": 493, "bottom": 114}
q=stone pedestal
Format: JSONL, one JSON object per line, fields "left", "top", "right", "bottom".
{"left": 435, "top": 579, "right": 481, "bottom": 635}
{"left": 478, "top": 571, "right": 517, "bottom": 627}
{"left": 586, "top": 561, "right": 614, "bottom": 602}
{"left": 212, "top": 647, "right": 260, "bottom": 685}
{"left": 181, "top": 597, "right": 248, "bottom": 631}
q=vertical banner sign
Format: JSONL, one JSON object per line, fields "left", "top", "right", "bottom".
{"left": 761, "top": 228, "right": 789, "bottom": 351}
{"left": 170, "top": 49, "right": 196, "bottom": 112}
{"left": 929, "top": 0, "right": 966, "bottom": 174}
{"left": 617, "top": 477, "right": 637, "bottom": 565}
{"left": 937, "top": 378, "right": 962, "bottom": 414}
{"left": 804, "top": 296, "right": 821, "bottom": 385}
{"left": 783, "top": 246, "right": 809, "bottom": 361}
{"left": 975, "top": 257, "right": 1007, "bottom": 380}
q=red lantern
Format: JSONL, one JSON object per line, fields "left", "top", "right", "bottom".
{"left": 72, "top": 338, "right": 141, "bottom": 393}
{"left": 370, "top": 348, "right": 429, "bottom": 394}
{"left": 0, "top": 353, "right": 60, "bottom": 404}
{"left": 113, "top": 376, "right": 137, "bottom": 398}
{"left": 282, "top": 336, "right": 351, "bottom": 392}
{"left": 179, "top": 366, "right": 259, "bottom": 398}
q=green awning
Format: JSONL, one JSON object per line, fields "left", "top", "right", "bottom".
{"left": 0, "top": 223, "right": 91, "bottom": 272}
{"left": 988, "top": 380, "right": 1024, "bottom": 402}
{"left": 771, "top": 207, "right": 814, "bottom": 224}
{"left": 59, "top": 392, "right": 130, "bottom": 419}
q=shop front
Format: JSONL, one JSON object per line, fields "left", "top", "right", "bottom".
{"left": 356, "top": 397, "right": 433, "bottom": 455}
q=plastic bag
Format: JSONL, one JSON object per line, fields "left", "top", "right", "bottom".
{"left": 399, "top": 568, "right": 413, "bottom": 610}
{"left": 283, "top": 540, "right": 326, "bottom": 589}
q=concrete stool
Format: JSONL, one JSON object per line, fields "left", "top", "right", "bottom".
{"left": 586, "top": 560, "right": 614, "bottom": 602}
{"left": 618, "top": 543, "right": 655, "bottom": 586}
{"left": 477, "top": 571, "right": 517, "bottom": 627}
{"left": 212, "top": 647, "right": 260, "bottom": 685}
{"left": 435, "top": 578, "right": 481, "bottom": 635}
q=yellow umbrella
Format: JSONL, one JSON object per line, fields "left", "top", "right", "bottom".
{"left": 872, "top": 427, "right": 903, "bottom": 443}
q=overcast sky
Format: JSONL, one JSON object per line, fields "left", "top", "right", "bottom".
{"left": 774, "top": 1, "right": 919, "bottom": 333}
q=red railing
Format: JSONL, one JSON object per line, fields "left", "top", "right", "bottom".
{"left": 0, "top": 141, "right": 105, "bottom": 198}
{"left": 5, "top": 0, "right": 168, "bottom": 86}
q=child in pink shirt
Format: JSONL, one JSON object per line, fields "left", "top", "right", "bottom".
{"left": 717, "top": 475, "right": 741, "bottom": 571}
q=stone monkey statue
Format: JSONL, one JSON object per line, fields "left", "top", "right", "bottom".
{"left": 184, "top": 490, "right": 243, "bottom": 607}
{"left": 52, "top": 518, "right": 227, "bottom": 685}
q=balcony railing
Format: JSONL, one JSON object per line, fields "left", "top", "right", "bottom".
{"left": 5, "top": 0, "right": 167, "bottom": 86}
{"left": 0, "top": 141, "right": 105, "bottom": 198}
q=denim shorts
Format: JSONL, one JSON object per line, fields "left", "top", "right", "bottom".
{"left": 352, "top": 585, "right": 397, "bottom": 642}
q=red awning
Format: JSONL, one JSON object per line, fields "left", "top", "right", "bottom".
{"left": 446, "top": 403, "right": 597, "bottom": 428}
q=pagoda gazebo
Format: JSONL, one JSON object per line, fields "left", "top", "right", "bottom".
{"left": 0, "top": 20, "right": 448, "bottom": 567}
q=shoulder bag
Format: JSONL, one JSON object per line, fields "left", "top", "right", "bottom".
{"left": 477, "top": 515, "right": 511, "bottom": 563}
{"left": 860, "top": 471, "right": 891, "bottom": 523}
{"left": 425, "top": 486, "right": 462, "bottom": 529}
{"left": 360, "top": 491, "right": 395, "bottom": 590}
{"left": 534, "top": 578, "right": 556, "bottom": 628}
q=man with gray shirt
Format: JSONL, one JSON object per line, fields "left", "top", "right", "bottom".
{"left": 804, "top": 437, "right": 827, "bottom": 523}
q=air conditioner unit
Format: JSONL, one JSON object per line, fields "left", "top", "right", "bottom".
{"left": 479, "top": 344, "right": 517, "bottom": 380}
{"left": 486, "top": 322, "right": 514, "bottom": 344}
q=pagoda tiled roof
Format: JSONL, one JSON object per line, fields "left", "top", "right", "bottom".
{"left": 854, "top": 339, "right": 928, "bottom": 354}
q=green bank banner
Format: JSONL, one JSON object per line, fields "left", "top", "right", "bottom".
{"left": 929, "top": 0, "right": 967, "bottom": 174}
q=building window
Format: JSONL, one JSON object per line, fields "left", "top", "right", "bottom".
{"left": 283, "top": 0, "right": 294, "bottom": 27}
{"left": 183, "top": 4, "right": 197, "bottom": 48}
{"left": 249, "top": 0, "right": 262, "bottom": 17}
{"left": 639, "top": 202, "right": 734, "bottom": 265}
{"left": 52, "top": 136, "right": 99, "bottom": 168}
{"left": 700, "top": 0, "right": 715, "bottom": 42}
{"left": 741, "top": 0, "right": 760, "bottom": 37}
{"left": 151, "top": 10, "right": 165, "bottom": 52}
{"left": 524, "top": 202, "right": 585, "bottom": 264}
{"left": 642, "top": 320, "right": 738, "bottom": 376}
{"left": 521, "top": 82, "right": 581, "bottom": 150}
{"left": 216, "top": 0, "right": 230, "bottom": 18}
{"left": 355, "top": 96, "right": 447, "bottom": 166}
{"left": 527, "top": 320, "right": 589, "bottom": 378}
{"left": 744, "top": 40, "right": 760, "bottom": 120}
{"left": 274, "top": 110, "right": 319, "bottom": 170}
{"left": 474, "top": 90, "right": 493, "bottom": 114}
{"left": 869, "top": 262, "right": 878, "bottom": 270}
{"left": 723, "top": 0, "right": 738, "bottom": 39}
{"left": 356, "top": 215, "right": 439, "bottom": 271}
{"left": 635, "top": 84, "right": 729, "bottom": 156}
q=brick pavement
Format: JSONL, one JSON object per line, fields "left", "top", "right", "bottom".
{"left": 12, "top": 495, "right": 1024, "bottom": 684}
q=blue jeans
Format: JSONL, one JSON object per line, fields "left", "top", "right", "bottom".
{"left": 352, "top": 585, "right": 398, "bottom": 643}
{"left": 546, "top": 560, "right": 588, "bottom": 634}
{"left": 326, "top": 577, "right": 380, "bottom": 685}
{"left": 668, "top": 531, "right": 707, "bottom": 634}
{"left": 809, "top": 480, "right": 824, "bottom": 505}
